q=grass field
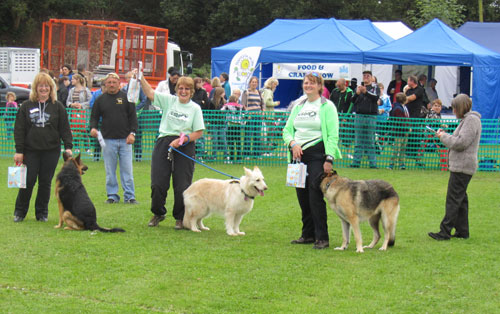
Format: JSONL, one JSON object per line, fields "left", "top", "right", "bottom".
{"left": 1, "top": 157, "right": 499, "bottom": 313}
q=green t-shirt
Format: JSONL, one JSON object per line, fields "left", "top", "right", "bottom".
{"left": 153, "top": 92, "right": 205, "bottom": 138}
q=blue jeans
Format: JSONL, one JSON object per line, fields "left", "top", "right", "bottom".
{"left": 353, "top": 114, "right": 377, "bottom": 167}
{"left": 102, "top": 138, "right": 135, "bottom": 202}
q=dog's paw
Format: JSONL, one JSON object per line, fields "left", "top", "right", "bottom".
{"left": 54, "top": 224, "right": 62, "bottom": 229}
{"left": 378, "top": 246, "right": 387, "bottom": 251}
{"left": 334, "top": 247, "right": 347, "bottom": 251}
{"left": 227, "top": 232, "right": 238, "bottom": 236}
{"left": 356, "top": 248, "right": 365, "bottom": 253}
{"left": 200, "top": 226, "right": 210, "bottom": 231}
{"left": 191, "top": 229, "right": 202, "bottom": 232}
{"left": 363, "top": 245, "right": 374, "bottom": 249}
{"left": 237, "top": 231, "right": 246, "bottom": 236}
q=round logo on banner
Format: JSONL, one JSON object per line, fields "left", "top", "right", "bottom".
{"left": 232, "top": 54, "right": 256, "bottom": 82}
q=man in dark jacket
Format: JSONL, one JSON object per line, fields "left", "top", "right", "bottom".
{"left": 350, "top": 71, "right": 380, "bottom": 168}
{"left": 330, "top": 78, "right": 354, "bottom": 114}
{"left": 90, "top": 72, "right": 138, "bottom": 204}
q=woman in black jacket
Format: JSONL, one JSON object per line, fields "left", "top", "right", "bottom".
{"left": 13, "top": 72, "right": 73, "bottom": 222}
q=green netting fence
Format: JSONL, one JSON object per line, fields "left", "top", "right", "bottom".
{"left": 1, "top": 108, "right": 499, "bottom": 172}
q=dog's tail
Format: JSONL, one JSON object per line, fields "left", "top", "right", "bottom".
{"left": 88, "top": 222, "right": 125, "bottom": 233}
{"left": 388, "top": 203, "right": 400, "bottom": 247}
{"left": 97, "top": 226, "right": 126, "bottom": 233}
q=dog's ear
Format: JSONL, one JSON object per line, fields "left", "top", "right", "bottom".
{"left": 244, "top": 167, "right": 252, "bottom": 176}
{"left": 75, "top": 154, "right": 81, "bottom": 164}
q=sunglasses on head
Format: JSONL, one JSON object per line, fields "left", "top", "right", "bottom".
{"left": 309, "top": 71, "right": 320, "bottom": 77}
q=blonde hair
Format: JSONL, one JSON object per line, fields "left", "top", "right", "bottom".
{"left": 30, "top": 72, "right": 57, "bottom": 102}
{"left": 211, "top": 77, "right": 221, "bottom": 88}
{"left": 264, "top": 77, "right": 279, "bottom": 89}
{"left": 104, "top": 72, "right": 120, "bottom": 81}
{"left": 72, "top": 73, "right": 86, "bottom": 87}
{"left": 175, "top": 76, "right": 195, "bottom": 98}
{"left": 6, "top": 91, "right": 17, "bottom": 101}
{"left": 451, "top": 94, "right": 472, "bottom": 119}
{"left": 431, "top": 99, "right": 443, "bottom": 107}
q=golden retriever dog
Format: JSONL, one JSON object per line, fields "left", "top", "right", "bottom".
{"left": 320, "top": 170, "right": 399, "bottom": 252}
{"left": 183, "top": 166, "right": 267, "bottom": 236}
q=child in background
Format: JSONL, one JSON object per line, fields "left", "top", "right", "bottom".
{"left": 221, "top": 95, "right": 244, "bottom": 163}
{"left": 4, "top": 92, "right": 18, "bottom": 139}
{"left": 425, "top": 99, "right": 448, "bottom": 170}
{"left": 388, "top": 92, "right": 410, "bottom": 170}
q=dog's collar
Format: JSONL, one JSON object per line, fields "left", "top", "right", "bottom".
{"left": 229, "top": 180, "right": 254, "bottom": 201}
{"left": 325, "top": 176, "right": 338, "bottom": 190}
{"left": 241, "top": 189, "right": 255, "bottom": 201}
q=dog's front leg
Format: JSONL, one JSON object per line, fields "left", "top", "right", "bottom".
{"left": 225, "top": 210, "right": 237, "bottom": 236}
{"left": 54, "top": 198, "right": 64, "bottom": 229}
{"left": 233, "top": 214, "right": 245, "bottom": 236}
{"left": 350, "top": 218, "right": 364, "bottom": 253}
{"left": 334, "top": 220, "right": 350, "bottom": 250}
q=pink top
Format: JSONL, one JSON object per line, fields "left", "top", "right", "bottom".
{"left": 203, "top": 82, "right": 213, "bottom": 95}
{"left": 322, "top": 88, "right": 330, "bottom": 99}
{"left": 6, "top": 101, "right": 18, "bottom": 108}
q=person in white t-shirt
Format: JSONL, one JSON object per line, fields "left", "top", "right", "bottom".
{"left": 140, "top": 73, "right": 205, "bottom": 229}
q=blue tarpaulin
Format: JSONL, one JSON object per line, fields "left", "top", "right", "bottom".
{"left": 212, "top": 18, "right": 500, "bottom": 119}
{"left": 365, "top": 19, "right": 500, "bottom": 119}
{"left": 457, "top": 22, "right": 500, "bottom": 54}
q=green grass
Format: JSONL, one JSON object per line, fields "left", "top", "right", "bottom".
{"left": 1, "top": 157, "right": 499, "bottom": 313}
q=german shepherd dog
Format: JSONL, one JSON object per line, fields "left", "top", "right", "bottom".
{"left": 54, "top": 152, "right": 125, "bottom": 232}
{"left": 320, "top": 171, "right": 399, "bottom": 252}
{"left": 183, "top": 167, "right": 267, "bottom": 236}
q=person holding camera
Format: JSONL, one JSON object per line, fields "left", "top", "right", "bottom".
{"left": 350, "top": 71, "right": 380, "bottom": 168}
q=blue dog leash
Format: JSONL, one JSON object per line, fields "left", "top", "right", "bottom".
{"left": 168, "top": 146, "right": 239, "bottom": 180}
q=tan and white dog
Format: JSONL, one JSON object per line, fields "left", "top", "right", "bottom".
{"left": 183, "top": 166, "right": 267, "bottom": 236}
{"left": 320, "top": 171, "right": 400, "bottom": 252}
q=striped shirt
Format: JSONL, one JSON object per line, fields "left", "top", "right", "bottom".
{"left": 245, "top": 90, "right": 262, "bottom": 111}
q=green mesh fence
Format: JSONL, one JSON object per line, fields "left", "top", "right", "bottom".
{"left": 1, "top": 108, "right": 499, "bottom": 172}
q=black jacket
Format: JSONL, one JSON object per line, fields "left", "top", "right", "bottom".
{"left": 89, "top": 91, "right": 138, "bottom": 139}
{"left": 192, "top": 88, "right": 210, "bottom": 110}
{"left": 352, "top": 83, "right": 380, "bottom": 115}
{"left": 14, "top": 99, "right": 73, "bottom": 153}
{"left": 330, "top": 87, "right": 354, "bottom": 113}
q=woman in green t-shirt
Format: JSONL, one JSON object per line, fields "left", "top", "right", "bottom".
{"left": 283, "top": 72, "right": 342, "bottom": 250}
{"left": 141, "top": 74, "right": 205, "bottom": 230}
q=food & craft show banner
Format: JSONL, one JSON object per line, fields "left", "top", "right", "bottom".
{"left": 273, "top": 63, "right": 351, "bottom": 80}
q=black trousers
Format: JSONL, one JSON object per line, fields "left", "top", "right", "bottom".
{"left": 295, "top": 143, "right": 329, "bottom": 241}
{"left": 150, "top": 136, "right": 195, "bottom": 220}
{"left": 439, "top": 171, "right": 472, "bottom": 237}
{"left": 227, "top": 125, "right": 242, "bottom": 161}
{"left": 14, "top": 148, "right": 60, "bottom": 219}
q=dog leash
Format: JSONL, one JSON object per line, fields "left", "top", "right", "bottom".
{"left": 168, "top": 146, "right": 239, "bottom": 180}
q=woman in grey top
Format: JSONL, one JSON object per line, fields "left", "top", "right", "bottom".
{"left": 428, "top": 94, "right": 481, "bottom": 240}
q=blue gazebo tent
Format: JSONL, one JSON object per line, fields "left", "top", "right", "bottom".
{"left": 457, "top": 22, "right": 500, "bottom": 54}
{"left": 365, "top": 18, "right": 500, "bottom": 119}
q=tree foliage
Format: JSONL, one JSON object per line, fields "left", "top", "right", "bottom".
{"left": 407, "top": 0, "right": 466, "bottom": 28}
{"left": 0, "top": 0, "right": 498, "bottom": 66}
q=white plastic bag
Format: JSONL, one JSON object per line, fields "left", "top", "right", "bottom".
{"left": 127, "top": 61, "right": 143, "bottom": 103}
{"left": 8, "top": 163, "right": 27, "bottom": 188}
{"left": 286, "top": 161, "right": 307, "bottom": 188}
